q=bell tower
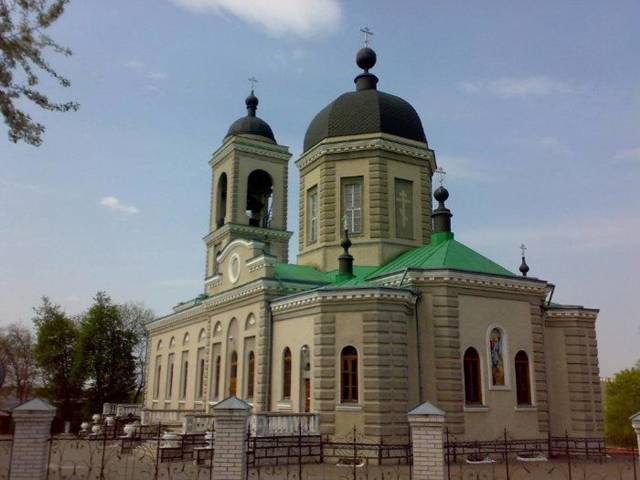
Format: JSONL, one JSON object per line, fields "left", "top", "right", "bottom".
{"left": 204, "top": 90, "right": 292, "bottom": 285}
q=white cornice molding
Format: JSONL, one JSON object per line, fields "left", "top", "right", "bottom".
{"left": 270, "top": 287, "right": 416, "bottom": 313}
{"left": 209, "top": 138, "right": 291, "bottom": 167}
{"left": 203, "top": 223, "right": 293, "bottom": 245}
{"left": 545, "top": 308, "right": 598, "bottom": 320}
{"left": 296, "top": 134, "right": 436, "bottom": 171}
{"left": 371, "top": 268, "right": 549, "bottom": 295}
{"left": 147, "top": 278, "right": 319, "bottom": 333}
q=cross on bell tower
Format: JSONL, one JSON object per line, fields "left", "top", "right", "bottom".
{"left": 248, "top": 76, "right": 258, "bottom": 93}
{"left": 360, "top": 26, "right": 374, "bottom": 47}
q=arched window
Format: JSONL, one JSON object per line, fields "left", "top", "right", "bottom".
{"left": 183, "top": 332, "right": 190, "bottom": 346}
{"left": 169, "top": 337, "right": 176, "bottom": 348}
{"left": 463, "top": 347, "right": 482, "bottom": 404}
{"left": 181, "top": 360, "right": 189, "bottom": 399}
{"left": 515, "top": 351, "right": 532, "bottom": 405}
{"left": 154, "top": 363, "right": 162, "bottom": 399}
{"left": 199, "top": 328, "right": 206, "bottom": 343}
{"left": 246, "top": 169, "right": 273, "bottom": 227}
{"left": 229, "top": 351, "right": 238, "bottom": 396}
{"left": 198, "top": 357, "right": 205, "bottom": 399}
{"left": 341, "top": 346, "right": 358, "bottom": 403}
{"left": 282, "top": 347, "right": 292, "bottom": 399}
{"left": 157, "top": 339, "right": 163, "bottom": 351}
{"left": 214, "top": 356, "right": 221, "bottom": 399}
{"left": 216, "top": 173, "right": 228, "bottom": 228}
{"left": 247, "top": 351, "right": 255, "bottom": 399}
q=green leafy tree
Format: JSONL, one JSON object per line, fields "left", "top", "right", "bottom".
{"left": 604, "top": 368, "right": 640, "bottom": 447}
{"left": 0, "top": 0, "right": 78, "bottom": 146}
{"left": 32, "top": 297, "right": 82, "bottom": 421}
{"left": 75, "top": 292, "right": 138, "bottom": 415}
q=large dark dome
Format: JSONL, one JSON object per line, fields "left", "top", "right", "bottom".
{"left": 225, "top": 92, "right": 276, "bottom": 144}
{"left": 303, "top": 47, "right": 427, "bottom": 152}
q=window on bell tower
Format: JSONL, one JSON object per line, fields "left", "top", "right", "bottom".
{"left": 307, "top": 186, "right": 318, "bottom": 244}
{"left": 341, "top": 177, "right": 363, "bottom": 234}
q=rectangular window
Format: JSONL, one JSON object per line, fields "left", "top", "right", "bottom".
{"left": 195, "top": 347, "right": 205, "bottom": 400}
{"left": 180, "top": 351, "right": 189, "bottom": 400}
{"left": 307, "top": 187, "right": 318, "bottom": 244}
{"left": 166, "top": 353, "right": 175, "bottom": 399}
{"left": 394, "top": 179, "right": 414, "bottom": 239}
{"left": 341, "top": 178, "right": 363, "bottom": 234}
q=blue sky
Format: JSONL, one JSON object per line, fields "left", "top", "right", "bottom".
{"left": 1, "top": 0, "right": 638, "bottom": 376}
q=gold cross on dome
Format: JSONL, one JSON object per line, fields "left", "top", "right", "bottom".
{"left": 248, "top": 76, "right": 258, "bottom": 92}
{"left": 360, "top": 26, "right": 374, "bottom": 47}
{"left": 435, "top": 167, "right": 447, "bottom": 186}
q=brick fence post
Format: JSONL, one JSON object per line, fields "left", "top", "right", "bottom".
{"left": 408, "top": 402, "right": 446, "bottom": 480}
{"left": 9, "top": 398, "right": 57, "bottom": 480}
{"left": 212, "top": 396, "right": 252, "bottom": 480}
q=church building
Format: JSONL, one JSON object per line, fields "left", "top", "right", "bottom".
{"left": 144, "top": 45, "right": 603, "bottom": 441}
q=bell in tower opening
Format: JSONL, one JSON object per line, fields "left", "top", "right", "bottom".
{"left": 246, "top": 169, "right": 274, "bottom": 228}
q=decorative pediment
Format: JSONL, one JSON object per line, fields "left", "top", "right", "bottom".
{"left": 206, "top": 239, "right": 276, "bottom": 295}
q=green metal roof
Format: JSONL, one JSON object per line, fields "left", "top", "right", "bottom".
{"left": 367, "top": 232, "right": 515, "bottom": 279}
{"left": 274, "top": 263, "right": 332, "bottom": 284}
{"left": 274, "top": 263, "right": 378, "bottom": 286}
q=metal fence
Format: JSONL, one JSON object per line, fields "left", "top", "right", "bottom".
{"left": 445, "top": 428, "right": 639, "bottom": 480}
{"left": 246, "top": 425, "right": 412, "bottom": 480}
{"left": 46, "top": 423, "right": 215, "bottom": 480}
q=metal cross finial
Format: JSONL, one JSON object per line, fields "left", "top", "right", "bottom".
{"left": 248, "top": 76, "right": 258, "bottom": 92}
{"left": 360, "top": 26, "right": 374, "bottom": 47}
{"left": 435, "top": 167, "right": 447, "bottom": 186}
{"left": 520, "top": 243, "right": 527, "bottom": 257}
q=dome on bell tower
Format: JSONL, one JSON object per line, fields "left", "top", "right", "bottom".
{"left": 303, "top": 47, "right": 427, "bottom": 152}
{"left": 225, "top": 91, "right": 276, "bottom": 144}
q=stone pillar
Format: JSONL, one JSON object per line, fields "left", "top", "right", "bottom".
{"left": 212, "top": 396, "right": 252, "bottom": 480}
{"left": 631, "top": 412, "right": 640, "bottom": 465}
{"left": 9, "top": 398, "right": 57, "bottom": 480}
{"left": 408, "top": 402, "right": 446, "bottom": 480}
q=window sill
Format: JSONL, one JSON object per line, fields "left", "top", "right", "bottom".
{"left": 277, "top": 400, "right": 292, "bottom": 411}
{"left": 515, "top": 405, "right": 537, "bottom": 412}
{"left": 336, "top": 404, "right": 362, "bottom": 412}
{"left": 463, "top": 405, "right": 489, "bottom": 413}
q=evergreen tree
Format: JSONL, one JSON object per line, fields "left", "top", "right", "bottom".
{"left": 604, "top": 368, "right": 640, "bottom": 447}
{"left": 75, "top": 292, "right": 138, "bottom": 415}
{"left": 32, "top": 297, "right": 83, "bottom": 421}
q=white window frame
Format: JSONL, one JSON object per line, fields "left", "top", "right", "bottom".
{"left": 342, "top": 178, "right": 363, "bottom": 234}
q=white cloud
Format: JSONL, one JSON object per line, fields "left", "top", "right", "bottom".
{"left": 169, "top": 0, "right": 342, "bottom": 37}
{"left": 614, "top": 147, "right": 640, "bottom": 161}
{"left": 99, "top": 196, "right": 139, "bottom": 215}
{"left": 124, "top": 60, "right": 146, "bottom": 70}
{"left": 148, "top": 72, "right": 168, "bottom": 80}
{"left": 459, "top": 76, "right": 578, "bottom": 98}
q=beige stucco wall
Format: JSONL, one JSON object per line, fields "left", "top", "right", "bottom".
{"left": 296, "top": 133, "right": 435, "bottom": 271}
{"left": 544, "top": 310, "right": 603, "bottom": 437}
{"left": 458, "top": 294, "right": 540, "bottom": 439}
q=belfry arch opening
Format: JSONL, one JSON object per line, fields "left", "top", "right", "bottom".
{"left": 216, "top": 173, "right": 228, "bottom": 228}
{"left": 246, "top": 169, "right": 273, "bottom": 227}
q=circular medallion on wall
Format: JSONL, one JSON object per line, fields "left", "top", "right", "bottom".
{"left": 229, "top": 253, "right": 241, "bottom": 284}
